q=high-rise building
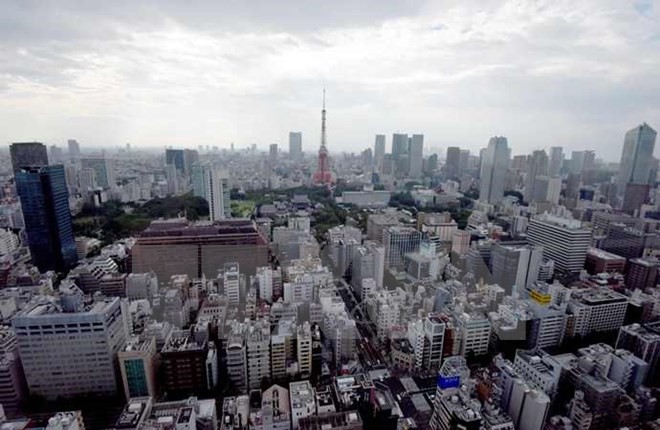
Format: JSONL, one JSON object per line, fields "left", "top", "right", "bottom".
{"left": 374, "top": 134, "right": 386, "bottom": 164}
{"left": 527, "top": 214, "right": 591, "bottom": 274}
{"left": 479, "top": 137, "right": 510, "bottom": 204}
{"left": 67, "top": 139, "right": 81, "bottom": 158}
{"left": 617, "top": 123, "right": 657, "bottom": 200}
{"left": 205, "top": 166, "right": 230, "bottom": 220}
{"left": 525, "top": 150, "right": 549, "bottom": 203}
{"left": 289, "top": 132, "right": 303, "bottom": 160}
{"left": 383, "top": 226, "right": 421, "bottom": 268}
{"left": 160, "top": 333, "right": 208, "bottom": 397}
{"left": 12, "top": 295, "right": 128, "bottom": 399}
{"left": 445, "top": 147, "right": 461, "bottom": 179}
{"left": 408, "top": 134, "right": 424, "bottom": 178}
{"left": 165, "top": 148, "right": 186, "bottom": 173}
{"left": 15, "top": 165, "right": 78, "bottom": 272}
{"left": 548, "top": 146, "right": 563, "bottom": 177}
{"left": 491, "top": 244, "right": 543, "bottom": 295}
{"left": 81, "top": 157, "right": 115, "bottom": 188}
{"left": 626, "top": 258, "right": 658, "bottom": 290}
{"left": 10, "top": 142, "right": 49, "bottom": 173}
{"left": 269, "top": 143, "right": 279, "bottom": 164}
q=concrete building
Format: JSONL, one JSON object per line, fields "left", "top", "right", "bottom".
{"left": 527, "top": 214, "right": 592, "bottom": 274}
{"left": 430, "top": 387, "right": 482, "bottom": 430}
{"left": 12, "top": 296, "right": 127, "bottom": 399}
{"left": 297, "top": 322, "right": 313, "bottom": 378}
{"left": 408, "top": 134, "right": 424, "bottom": 178}
{"left": 289, "top": 132, "right": 303, "bottom": 160}
{"left": 479, "top": 137, "right": 510, "bottom": 204}
{"left": 626, "top": 258, "right": 658, "bottom": 290}
{"left": 616, "top": 322, "right": 660, "bottom": 386}
{"left": 567, "top": 289, "right": 628, "bottom": 337}
{"left": 118, "top": 336, "right": 157, "bottom": 401}
{"left": 290, "top": 381, "right": 315, "bottom": 430}
{"left": 424, "top": 315, "right": 446, "bottom": 368}
{"left": 131, "top": 219, "right": 268, "bottom": 283}
{"left": 383, "top": 226, "right": 421, "bottom": 268}
{"left": 160, "top": 333, "right": 207, "bottom": 397}
{"left": 247, "top": 320, "right": 271, "bottom": 390}
{"left": 617, "top": 123, "right": 656, "bottom": 202}
{"left": 491, "top": 244, "right": 543, "bottom": 295}
{"left": 585, "top": 247, "right": 626, "bottom": 275}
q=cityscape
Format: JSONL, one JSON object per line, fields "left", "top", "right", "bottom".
{"left": 1, "top": 2, "right": 660, "bottom": 430}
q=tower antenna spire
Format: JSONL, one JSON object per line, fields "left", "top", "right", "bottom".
{"left": 321, "top": 88, "right": 327, "bottom": 149}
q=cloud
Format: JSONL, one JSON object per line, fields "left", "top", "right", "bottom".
{"left": 0, "top": 0, "right": 658, "bottom": 161}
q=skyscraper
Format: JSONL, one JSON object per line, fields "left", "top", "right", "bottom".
{"left": 479, "top": 137, "right": 510, "bottom": 204}
{"left": 392, "top": 133, "right": 409, "bottom": 177}
{"left": 192, "top": 163, "right": 230, "bottom": 220}
{"left": 289, "top": 132, "right": 303, "bottom": 160}
{"left": 617, "top": 123, "right": 657, "bottom": 200}
{"left": 81, "top": 156, "right": 115, "bottom": 189}
{"left": 165, "top": 149, "right": 185, "bottom": 172}
{"left": 525, "top": 150, "right": 549, "bottom": 203}
{"left": 548, "top": 146, "right": 563, "bottom": 177}
{"left": 445, "top": 147, "right": 461, "bottom": 179}
{"left": 15, "top": 165, "right": 77, "bottom": 272}
{"left": 374, "top": 134, "right": 386, "bottom": 163}
{"left": 408, "top": 134, "right": 424, "bottom": 178}
{"left": 67, "top": 139, "right": 81, "bottom": 158}
{"left": 10, "top": 142, "right": 49, "bottom": 173}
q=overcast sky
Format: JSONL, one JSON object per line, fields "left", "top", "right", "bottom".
{"left": 1, "top": 0, "right": 659, "bottom": 160}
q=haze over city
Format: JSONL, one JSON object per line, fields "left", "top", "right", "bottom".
{"left": 2, "top": 0, "right": 660, "bottom": 159}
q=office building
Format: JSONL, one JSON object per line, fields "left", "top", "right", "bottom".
{"left": 126, "top": 272, "right": 158, "bottom": 301}
{"left": 15, "top": 165, "right": 78, "bottom": 272}
{"left": 391, "top": 133, "right": 409, "bottom": 177}
{"left": 12, "top": 295, "right": 127, "bottom": 399}
{"left": 616, "top": 322, "right": 660, "bottom": 386}
{"left": 408, "top": 134, "right": 424, "bottom": 178}
{"left": 491, "top": 244, "right": 543, "bottom": 295}
{"left": 383, "top": 226, "right": 421, "bottom": 268}
{"left": 525, "top": 150, "right": 549, "bottom": 203}
{"left": 567, "top": 289, "right": 628, "bottom": 337}
{"left": 602, "top": 223, "right": 646, "bottom": 260}
{"left": 289, "top": 132, "right": 303, "bottom": 160}
{"left": 10, "top": 142, "right": 49, "bottom": 173}
{"left": 527, "top": 214, "right": 591, "bottom": 274}
{"left": 507, "top": 379, "right": 550, "bottom": 430}
{"left": 297, "top": 322, "right": 313, "bottom": 378}
{"left": 622, "top": 182, "right": 650, "bottom": 215}
{"left": 585, "top": 247, "right": 626, "bottom": 275}
{"left": 161, "top": 334, "right": 208, "bottom": 397}
{"left": 67, "top": 139, "right": 81, "bottom": 158}
{"left": 81, "top": 156, "right": 115, "bottom": 188}
{"left": 626, "top": 258, "right": 658, "bottom": 290}
{"left": 131, "top": 219, "right": 268, "bottom": 282}
{"left": 0, "top": 326, "right": 27, "bottom": 417}
{"left": 548, "top": 146, "right": 563, "bottom": 177}
{"left": 374, "top": 134, "right": 386, "bottom": 164}
{"left": 246, "top": 319, "right": 270, "bottom": 390}
{"left": 191, "top": 162, "right": 230, "bottom": 220}
{"left": 617, "top": 123, "right": 657, "bottom": 201}
{"left": 118, "top": 336, "right": 157, "bottom": 401}
{"left": 479, "top": 137, "right": 510, "bottom": 204}
{"left": 270, "top": 143, "right": 279, "bottom": 163}
{"left": 351, "top": 241, "right": 385, "bottom": 292}
{"left": 165, "top": 148, "right": 185, "bottom": 173}
{"left": 445, "top": 147, "right": 461, "bottom": 179}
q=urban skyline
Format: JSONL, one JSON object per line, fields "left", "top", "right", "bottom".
{"left": 1, "top": 1, "right": 660, "bottom": 158}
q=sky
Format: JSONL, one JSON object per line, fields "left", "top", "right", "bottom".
{"left": 1, "top": 0, "right": 659, "bottom": 160}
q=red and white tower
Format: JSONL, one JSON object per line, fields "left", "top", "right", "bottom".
{"left": 313, "top": 89, "right": 333, "bottom": 185}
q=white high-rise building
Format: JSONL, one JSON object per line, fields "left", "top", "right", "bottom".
{"left": 192, "top": 162, "right": 230, "bottom": 220}
{"left": 12, "top": 295, "right": 128, "bottom": 399}
{"left": 527, "top": 214, "right": 592, "bottom": 274}
{"left": 617, "top": 123, "right": 657, "bottom": 199}
{"left": 223, "top": 262, "right": 241, "bottom": 306}
{"left": 247, "top": 320, "right": 271, "bottom": 390}
{"left": 479, "top": 136, "right": 510, "bottom": 204}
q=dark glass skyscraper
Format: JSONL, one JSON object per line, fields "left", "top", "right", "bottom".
{"left": 15, "top": 165, "right": 78, "bottom": 272}
{"left": 10, "top": 142, "right": 49, "bottom": 173}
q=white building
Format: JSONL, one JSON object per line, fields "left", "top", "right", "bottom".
{"left": 247, "top": 319, "right": 271, "bottom": 390}
{"left": 289, "top": 381, "right": 315, "bottom": 430}
{"left": 527, "top": 214, "right": 592, "bottom": 274}
{"left": 12, "top": 295, "right": 128, "bottom": 399}
{"left": 224, "top": 262, "right": 241, "bottom": 306}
